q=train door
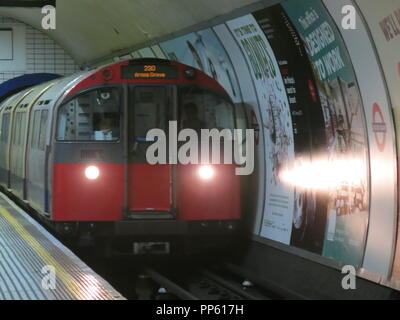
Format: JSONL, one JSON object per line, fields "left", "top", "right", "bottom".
{"left": 126, "top": 85, "right": 174, "bottom": 218}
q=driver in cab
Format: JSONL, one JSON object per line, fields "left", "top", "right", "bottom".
{"left": 94, "top": 117, "right": 114, "bottom": 141}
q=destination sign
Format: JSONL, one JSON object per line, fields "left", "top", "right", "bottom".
{"left": 121, "top": 64, "right": 178, "bottom": 79}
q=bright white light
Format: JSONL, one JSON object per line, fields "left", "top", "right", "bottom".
{"left": 199, "top": 165, "right": 214, "bottom": 180}
{"left": 280, "top": 158, "right": 365, "bottom": 190}
{"left": 85, "top": 166, "right": 100, "bottom": 180}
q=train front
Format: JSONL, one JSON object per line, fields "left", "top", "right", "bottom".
{"left": 52, "top": 59, "right": 244, "bottom": 255}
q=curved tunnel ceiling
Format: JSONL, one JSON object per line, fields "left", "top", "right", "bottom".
{"left": 0, "top": 0, "right": 265, "bottom": 65}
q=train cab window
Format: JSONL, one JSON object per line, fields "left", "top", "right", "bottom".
{"left": 234, "top": 103, "right": 248, "bottom": 155}
{"left": 57, "top": 88, "right": 120, "bottom": 141}
{"left": 179, "top": 86, "right": 235, "bottom": 133}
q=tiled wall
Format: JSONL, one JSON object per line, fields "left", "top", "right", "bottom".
{"left": 0, "top": 16, "right": 78, "bottom": 84}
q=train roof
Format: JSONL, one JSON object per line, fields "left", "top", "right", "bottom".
{"left": 0, "top": 59, "right": 227, "bottom": 115}
{"left": 0, "top": 73, "right": 62, "bottom": 104}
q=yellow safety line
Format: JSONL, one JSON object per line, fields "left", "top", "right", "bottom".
{"left": 0, "top": 206, "right": 98, "bottom": 300}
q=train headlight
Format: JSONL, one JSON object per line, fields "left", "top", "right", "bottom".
{"left": 85, "top": 166, "right": 100, "bottom": 180}
{"left": 199, "top": 165, "right": 214, "bottom": 180}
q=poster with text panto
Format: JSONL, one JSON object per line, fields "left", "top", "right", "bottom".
{"left": 227, "top": 15, "right": 295, "bottom": 244}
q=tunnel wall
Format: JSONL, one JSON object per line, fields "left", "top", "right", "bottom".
{"left": 352, "top": 0, "right": 400, "bottom": 285}
{"left": 96, "top": 0, "right": 400, "bottom": 290}
{"left": 322, "top": 0, "right": 397, "bottom": 282}
{"left": 0, "top": 16, "right": 78, "bottom": 84}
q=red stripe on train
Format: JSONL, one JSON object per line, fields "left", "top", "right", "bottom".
{"left": 52, "top": 163, "right": 240, "bottom": 221}
{"left": 52, "top": 163, "right": 124, "bottom": 221}
{"left": 177, "top": 164, "right": 241, "bottom": 221}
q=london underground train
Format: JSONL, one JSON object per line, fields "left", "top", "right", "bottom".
{"left": 0, "top": 58, "right": 245, "bottom": 255}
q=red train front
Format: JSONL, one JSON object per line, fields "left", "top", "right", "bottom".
{"left": 49, "top": 58, "right": 242, "bottom": 254}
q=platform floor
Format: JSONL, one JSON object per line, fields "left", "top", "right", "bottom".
{"left": 0, "top": 192, "right": 124, "bottom": 300}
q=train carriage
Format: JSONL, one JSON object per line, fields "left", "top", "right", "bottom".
{"left": 0, "top": 59, "right": 245, "bottom": 255}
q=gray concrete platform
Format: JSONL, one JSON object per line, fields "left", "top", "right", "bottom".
{"left": 0, "top": 192, "right": 124, "bottom": 300}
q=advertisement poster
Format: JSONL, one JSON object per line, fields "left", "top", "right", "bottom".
{"left": 354, "top": 0, "right": 400, "bottom": 279}
{"left": 282, "top": 0, "right": 370, "bottom": 267}
{"left": 226, "top": 15, "right": 295, "bottom": 244}
{"left": 252, "top": 5, "right": 328, "bottom": 254}
{"left": 213, "top": 23, "right": 267, "bottom": 235}
{"left": 159, "top": 30, "right": 242, "bottom": 103}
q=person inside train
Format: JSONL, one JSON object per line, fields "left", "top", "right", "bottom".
{"left": 182, "top": 102, "right": 206, "bottom": 134}
{"left": 94, "top": 116, "right": 114, "bottom": 140}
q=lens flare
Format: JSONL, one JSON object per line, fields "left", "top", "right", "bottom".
{"left": 280, "top": 158, "right": 365, "bottom": 190}
{"left": 85, "top": 166, "right": 100, "bottom": 180}
{"left": 199, "top": 165, "right": 214, "bottom": 180}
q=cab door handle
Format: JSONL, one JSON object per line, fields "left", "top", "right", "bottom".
{"left": 131, "top": 141, "right": 138, "bottom": 155}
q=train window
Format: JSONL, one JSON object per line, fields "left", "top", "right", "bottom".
{"left": 1, "top": 114, "right": 10, "bottom": 142}
{"left": 31, "top": 110, "right": 41, "bottom": 148}
{"left": 234, "top": 103, "right": 248, "bottom": 155}
{"left": 179, "top": 86, "right": 235, "bottom": 133}
{"left": 12, "top": 112, "right": 27, "bottom": 146}
{"left": 132, "top": 86, "right": 166, "bottom": 139}
{"left": 38, "top": 110, "right": 48, "bottom": 150}
{"left": 235, "top": 104, "right": 247, "bottom": 133}
{"left": 12, "top": 113, "right": 20, "bottom": 145}
{"left": 20, "top": 113, "right": 27, "bottom": 146}
{"left": 57, "top": 88, "right": 120, "bottom": 141}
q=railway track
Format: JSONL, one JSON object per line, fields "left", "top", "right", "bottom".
{"left": 143, "top": 264, "right": 282, "bottom": 300}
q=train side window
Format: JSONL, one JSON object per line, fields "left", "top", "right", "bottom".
{"left": 38, "top": 110, "right": 48, "bottom": 150}
{"left": 19, "top": 113, "right": 27, "bottom": 146}
{"left": 13, "top": 112, "right": 27, "bottom": 146}
{"left": 234, "top": 103, "right": 248, "bottom": 156}
{"left": 31, "top": 110, "right": 41, "bottom": 149}
{"left": 235, "top": 104, "right": 247, "bottom": 132}
{"left": 1, "top": 114, "right": 10, "bottom": 142}
{"left": 57, "top": 88, "right": 120, "bottom": 141}
{"left": 13, "top": 113, "right": 21, "bottom": 146}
